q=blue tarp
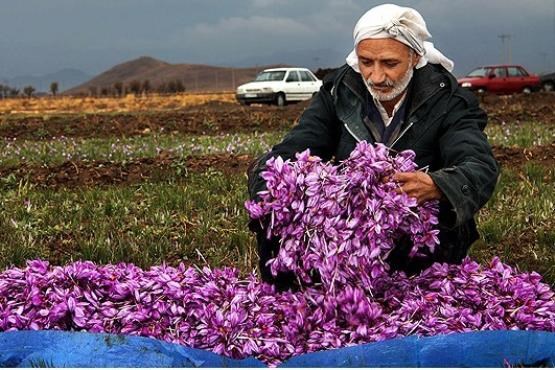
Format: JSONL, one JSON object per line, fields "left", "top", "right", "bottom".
{"left": 0, "top": 330, "right": 554, "bottom": 367}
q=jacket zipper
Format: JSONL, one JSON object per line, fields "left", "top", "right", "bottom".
{"left": 389, "top": 120, "right": 415, "bottom": 148}
{"left": 343, "top": 122, "right": 362, "bottom": 142}
{"left": 388, "top": 85, "right": 444, "bottom": 148}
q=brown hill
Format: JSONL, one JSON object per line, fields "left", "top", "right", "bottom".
{"left": 64, "top": 56, "right": 288, "bottom": 95}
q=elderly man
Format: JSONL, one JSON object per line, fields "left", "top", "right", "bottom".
{"left": 247, "top": 4, "right": 499, "bottom": 289}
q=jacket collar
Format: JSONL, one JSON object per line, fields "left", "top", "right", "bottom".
{"left": 337, "top": 63, "right": 454, "bottom": 116}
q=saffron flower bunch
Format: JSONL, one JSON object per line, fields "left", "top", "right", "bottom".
{"left": 245, "top": 142, "right": 439, "bottom": 291}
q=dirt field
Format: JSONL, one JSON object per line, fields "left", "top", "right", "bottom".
{"left": 1, "top": 93, "right": 553, "bottom": 188}
{"left": 0, "top": 101, "right": 301, "bottom": 140}
{"left": 1, "top": 91, "right": 553, "bottom": 284}
{"left": 2, "top": 93, "right": 551, "bottom": 141}
{"left": 0, "top": 144, "right": 553, "bottom": 188}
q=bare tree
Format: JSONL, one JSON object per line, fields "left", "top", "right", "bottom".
{"left": 158, "top": 82, "right": 167, "bottom": 94}
{"left": 167, "top": 80, "right": 177, "bottom": 93}
{"left": 129, "top": 80, "right": 141, "bottom": 96}
{"left": 113, "top": 82, "right": 124, "bottom": 97}
{"left": 142, "top": 80, "right": 151, "bottom": 95}
{"left": 89, "top": 86, "right": 98, "bottom": 97}
{"left": 175, "top": 79, "right": 185, "bottom": 93}
{"left": 23, "top": 85, "right": 36, "bottom": 98}
{"left": 50, "top": 81, "right": 59, "bottom": 96}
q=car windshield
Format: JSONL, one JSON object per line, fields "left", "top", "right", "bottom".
{"left": 466, "top": 68, "right": 488, "bottom": 77}
{"left": 254, "top": 71, "right": 286, "bottom": 81}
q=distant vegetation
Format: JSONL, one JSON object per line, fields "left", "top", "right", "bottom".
{"left": 0, "top": 91, "right": 236, "bottom": 114}
{"left": 0, "top": 83, "right": 21, "bottom": 99}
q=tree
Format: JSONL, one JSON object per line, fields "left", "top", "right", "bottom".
{"left": 167, "top": 80, "right": 177, "bottom": 93}
{"left": 89, "top": 86, "right": 98, "bottom": 97}
{"left": 175, "top": 79, "right": 185, "bottom": 93}
{"left": 50, "top": 81, "right": 59, "bottom": 96}
{"left": 100, "top": 87, "right": 109, "bottom": 96}
{"left": 23, "top": 85, "right": 36, "bottom": 98}
{"left": 129, "top": 80, "right": 141, "bottom": 96}
{"left": 113, "top": 82, "right": 124, "bottom": 97}
{"left": 142, "top": 80, "right": 151, "bottom": 95}
{"left": 9, "top": 88, "right": 19, "bottom": 98}
{"left": 158, "top": 82, "right": 167, "bottom": 94}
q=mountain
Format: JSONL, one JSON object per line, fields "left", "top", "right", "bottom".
{"left": 64, "top": 56, "right": 289, "bottom": 95}
{"left": 3, "top": 68, "right": 91, "bottom": 92}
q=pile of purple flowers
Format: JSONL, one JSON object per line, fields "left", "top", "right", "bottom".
{"left": 1, "top": 259, "right": 553, "bottom": 366}
{"left": 246, "top": 142, "right": 439, "bottom": 291}
{"left": 1, "top": 142, "right": 554, "bottom": 366}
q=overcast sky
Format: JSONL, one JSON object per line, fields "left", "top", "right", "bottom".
{"left": 1, "top": 0, "right": 554, "bottom": 78}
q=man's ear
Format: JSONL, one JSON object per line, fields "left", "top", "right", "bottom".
{"left": 412, "top": 54, "right": 421, "bottom": 68}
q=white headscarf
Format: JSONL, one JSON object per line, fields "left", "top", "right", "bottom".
{"left": 346, "top": 4, "right": 454, "bottom": 72}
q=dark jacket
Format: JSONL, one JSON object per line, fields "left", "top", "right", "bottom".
{"left": 248, "top": 63, "right": 499, "bottom": 287}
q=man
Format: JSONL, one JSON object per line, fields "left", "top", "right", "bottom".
{"left": 247, "top": 4, "right": 499, "bottom": 289}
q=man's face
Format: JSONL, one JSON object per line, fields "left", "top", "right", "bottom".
{"left": 356, "top": 38, "right": 419, "bottom": 101}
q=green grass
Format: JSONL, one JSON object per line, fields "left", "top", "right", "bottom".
{"left": 485, "top": 121, "right": 554, "bottom": 147}
{"left": 0, "top": 170, "right": 258, "bottom": 273}
{"left": 1, "top": 111, "right": 554, "bottom": 287}
{"left": 1, "top": 162, "right": 554, "bottom": 286}
{"left": 0, "top": 130, "right": 287, "bottom": 167}
{"left": 473, "top": 165, "right": 555, "bottom": 284}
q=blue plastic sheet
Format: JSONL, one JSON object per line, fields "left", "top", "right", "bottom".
{"left": 0, "top": 330, "right": 554, "bottom": 367}
{"left": 0, "top": 330, "right": 265, "bottom": 368}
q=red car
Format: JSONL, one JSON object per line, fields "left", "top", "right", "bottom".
{"left": 457, "top": 65, "right": 540, "bottom": 94}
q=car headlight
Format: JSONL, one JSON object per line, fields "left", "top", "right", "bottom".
{"left": 236, "top": 88, "right": 245, "bottom": 94}
{"left": 461, "top": 82, "right": 472, "bottom": 88}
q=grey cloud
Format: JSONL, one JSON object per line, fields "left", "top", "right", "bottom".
{"left": 0, "top": 0, "right": 553, "bottom": 78}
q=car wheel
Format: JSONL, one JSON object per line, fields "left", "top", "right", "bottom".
{"left": 276, "top": 93, "right": 286, "bottom": 107}
{"left": 543, "top": 81, "right": 554, "bottom": 92}
{"left": 522, "top": 87, "right": 532, "bottom": 94}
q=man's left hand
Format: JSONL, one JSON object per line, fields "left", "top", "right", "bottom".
{"left": 392, "top": 172, "right": 443, "bottom": 205}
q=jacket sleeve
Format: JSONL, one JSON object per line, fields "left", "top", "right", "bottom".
{"left": 247, "top": 81, "right": 341, "bottom": 203}
{"left": 429, "top": 88, "right": 500, "bottom": 228}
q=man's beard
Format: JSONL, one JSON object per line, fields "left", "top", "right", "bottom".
{"left": 363, "top": 64, "right": 414, "bottom": 102}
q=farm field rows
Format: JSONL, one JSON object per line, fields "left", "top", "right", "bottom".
{"left": 0, "top": 92, "right": 554, "bottom": 285}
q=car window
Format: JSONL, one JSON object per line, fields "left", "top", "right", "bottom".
{"left": 299, "top": 70, "right": 314, "bottom": 82}
{"left": 493, "top": 67, "right": 507, "bottom": 78}
{"left": 508, "top": 67, "right": 524, "bottom": 77}
{"left": 517, "top": 67, "right": 529, "bottom": 77}
{"left": 286, "top": 71, "right": 300, "bottom": 82}
{"left": 467, "top": 68, "right": 488, "bottom": 77}
{"left": 254, "top": 71, "right": 286, "bottom": 81}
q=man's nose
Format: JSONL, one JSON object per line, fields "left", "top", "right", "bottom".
{"left": 368, "top": 67, "right": 386, "bottom": 85}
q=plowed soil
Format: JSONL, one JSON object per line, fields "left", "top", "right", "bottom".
{"left": 1, "top": 143, "right": 553, "bottom": 188}
{"left": 1, "top": 93, "right": 553, "bottom": 188}
{"left": 0, "top": 101, "right": 303, "bottom": 140}
{"left": 480, "top": 93, "right": 554, "bottom": 125}
{"left": 0, "top": 153, "right": 253, "bottom": 187}
{"left": 2, "top": 93, "right": 552, "bottom": 141}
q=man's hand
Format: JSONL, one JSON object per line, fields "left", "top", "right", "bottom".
{"left": 392, "top": 172, "right": 443, "bottom": 204}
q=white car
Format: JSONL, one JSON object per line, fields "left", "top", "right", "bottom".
{"left": 236, "top": 67, "right": 323, "bottom": 106}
